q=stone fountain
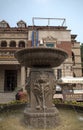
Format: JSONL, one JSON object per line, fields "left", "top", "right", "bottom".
{"left": 15, "top": 47, "right": 68, "bottom": 129}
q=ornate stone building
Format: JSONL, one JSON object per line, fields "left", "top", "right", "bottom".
{"left": 0, "top": 18, "right": 82, "bottom": 93}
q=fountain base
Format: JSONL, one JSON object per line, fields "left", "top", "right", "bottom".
{"left": 24, "top": 107, "right": 60, "bottom": 128}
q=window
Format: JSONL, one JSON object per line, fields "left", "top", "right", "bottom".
{"left": 17, "top": 20, "right": 26, "bottom": 28}
{"left": 10, "top": 41, "right": 16, "bottom": 47}
{"left": 0, "top": 20, "right": 9, "bottom": 28}
{"left": 1, "top": 41, "right": 7, "bottom": 47}
{"left": 72, "top": 51, "right": 75, "bottom": 65}
{"left": 19, "top": 41, "right": 25, "bottom": 47}
{"left": 18, "top": 23, "right": 25, "bottom": 28}
{"left": 46, "top": 43, "right": 54, "bottom": 47}
{"left": 57, "top": 69, "right": 62, "bottom": 79}
{"left": 43, "top": 36, "right": 56, "bottom": 48}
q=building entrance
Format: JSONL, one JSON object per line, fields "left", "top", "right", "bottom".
{"left": 4, "top": 70, "right": 17, "bottom": 92}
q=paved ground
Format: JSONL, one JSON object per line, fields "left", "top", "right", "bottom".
{"left": 0, "top": 92, "right": 16, "bottom": 103}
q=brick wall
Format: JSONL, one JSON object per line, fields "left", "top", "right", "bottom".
{"left": 56, "top": 41, "right": 72, "bottom": 57}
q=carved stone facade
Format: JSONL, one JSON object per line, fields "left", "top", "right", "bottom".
{"left": 0, "top": 19, "right": 82, "bottom": 92}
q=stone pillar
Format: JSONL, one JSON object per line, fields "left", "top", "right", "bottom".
{"left": 27, "top": 68, "right": 30, "bottom": 77}
{"left": 21, "top": 66, "right": 25, "bottom": 90}
{"left": 7, "top": 42, "right": 10, "bottom": 47}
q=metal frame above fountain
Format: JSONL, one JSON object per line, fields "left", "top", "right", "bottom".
{"left": 15, "top": 46, "right": 68, "bottom": 129}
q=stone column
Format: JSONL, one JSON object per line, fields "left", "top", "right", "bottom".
{"left": 21, "top": 66, "right": 26, "bottom": 90}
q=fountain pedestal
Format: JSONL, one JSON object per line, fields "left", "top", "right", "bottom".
{"left": 24, "top": 68, "right": 59, "bottom": 128}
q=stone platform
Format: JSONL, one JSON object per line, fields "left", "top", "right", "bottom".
{"left": 0, "top": 92, "right": 15, "bottom": 103}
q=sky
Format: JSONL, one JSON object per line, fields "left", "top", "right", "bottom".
{"left": 0, "top": 0, "right": 83, "bottom": 43}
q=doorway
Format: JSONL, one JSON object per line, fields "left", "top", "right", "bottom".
{"left": 4, "top": 70, "right": 17, "bottom": 92}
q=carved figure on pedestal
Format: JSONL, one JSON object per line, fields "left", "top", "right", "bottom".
{"left": 32, "top": 73, "right": 51, "bottom": 110}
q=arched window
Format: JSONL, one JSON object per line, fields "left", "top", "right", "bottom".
{"left": 18, "top": 41, "right": 25, "bottom": 48}
{"left": 10, "top": 41, "right": 16, "bottom": 47}
{"left": 1, "top": 41, "right": 7, "bottom": 47}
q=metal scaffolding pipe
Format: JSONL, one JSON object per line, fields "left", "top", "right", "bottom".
{"left": 32, "top": 17, "right": 66, "bottom": 26}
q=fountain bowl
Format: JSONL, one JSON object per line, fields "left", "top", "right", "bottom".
{"left": 15, "top": 47, "right": 68, "bottom": 68}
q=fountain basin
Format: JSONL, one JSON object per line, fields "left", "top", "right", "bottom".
{"left": 15, "top": 47, "right": 68, "bottom": 68}
{"left": 0, "top": 105, "right": 83, "bottom": 130}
